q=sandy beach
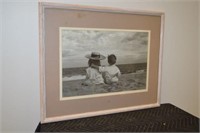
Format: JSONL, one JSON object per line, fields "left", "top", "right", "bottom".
{"left": 62, "top": 72, "right": 146, "bottom": 97}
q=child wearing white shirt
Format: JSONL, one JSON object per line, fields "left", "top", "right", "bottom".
{"left": 93, "top": 54, "right": 121, "bottom": 84}
{"left": 82, "top": 52, "right": 105, "bottom": 86}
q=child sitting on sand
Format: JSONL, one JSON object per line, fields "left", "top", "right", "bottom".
{"left": 92, "top": 54, "right": 121, "bottom": 84}
{"left": 82, "top": 52, "right": 105, "bottom": 86}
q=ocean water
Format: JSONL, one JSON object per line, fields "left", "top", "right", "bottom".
{"left": 62, "top": 63, "right": 147, "bottom": 77}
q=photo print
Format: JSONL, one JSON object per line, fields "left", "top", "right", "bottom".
{"left": 60, "top": 27, "right": 150, "bottom": 100}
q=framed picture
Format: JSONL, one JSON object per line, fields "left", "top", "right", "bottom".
{"left": 39, "top": 2, "right": 164, "bottom": 123}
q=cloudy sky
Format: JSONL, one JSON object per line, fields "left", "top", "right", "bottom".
{"left": 60, "top": 28, "right": 150, "bottom": 68}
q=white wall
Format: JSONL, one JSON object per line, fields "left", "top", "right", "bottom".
{"left": 0, "top": 0, "right": 2, "bottom": 132}
{"left": 2, "top": 1, "right": 40, "bottom": 133}
{"left": 1, "top": 0, "right": 199, "bottom": 132}
{"left": 158, "top": 1, "right": 199, "bottom": 117}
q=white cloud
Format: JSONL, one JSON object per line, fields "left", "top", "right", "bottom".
{"left": 61, "top": 28, "right": 149, "bottom": 68}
